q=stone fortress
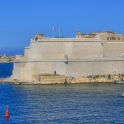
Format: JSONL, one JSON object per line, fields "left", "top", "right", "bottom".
{"left": 11, "top": 30, "right": 124, "bottom": 84}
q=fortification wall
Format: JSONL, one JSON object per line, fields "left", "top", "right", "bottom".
{"left": 66, "top": 60, "right": 124, "bottom": 77}
{"left": 103, "top": 42, "right": 124, "bottom": 57}
{"left": 12, "top": 61, "right": 66, "bottom": 81}
{"left": 12, "top": 59, "right": 124, "bottom": 81}
{"left": 24, "top": 47, "right": 30, "bottom": 58}
{"left": 71, "top": 42, "right": 103, "bottom": 58}
{"left": 26, "top": 40, "right": 103, "bottom": 59}
{"left": 12, "top": 63, "right": 21, "bottom": 79}
{"left": 12, "top": 33, "right": 124, "bottom": 82}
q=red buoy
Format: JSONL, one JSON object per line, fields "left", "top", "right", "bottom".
{"left": 4, "top": 105, "right": 10, "bottom": 118}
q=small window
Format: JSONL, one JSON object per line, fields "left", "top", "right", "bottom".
{"left": 111, "top": 37, "right": 116, "bottom": 40}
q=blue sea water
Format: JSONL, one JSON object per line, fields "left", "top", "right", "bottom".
{"left": 0, "top": 64, "right": 124, "bottom": 124}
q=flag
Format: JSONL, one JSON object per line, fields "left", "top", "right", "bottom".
{"left": 53, "top": 27, "right": 56, "bottom": 30}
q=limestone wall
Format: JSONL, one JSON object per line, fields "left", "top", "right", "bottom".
{"left": 24, "top": 47, "right": 30, "bottom": 58}
{"left": 12, "top": 63, "right": 21, "bottom": 79}
{"left": 66, "top": 60, "right": 124, "bottom": 77}
{"left": 103, "top": 41, "right": 124, "bottom": 57}
{"left": 12, "top": 61, "right": 66, "bottom": 81}
{"left": 26, "top": 40, "right": 103, "bottom": 59}
{"left": 12, "top": 33, "right": 124, "bottom": 83}
{"left": 12, "top": 59, "right": 124, "bottom": 82}
{"left": 71, "top": 42, "right": 103, "bottom": 58}
{"left": 39, "top": 75, "right": 66, "bottom": 84}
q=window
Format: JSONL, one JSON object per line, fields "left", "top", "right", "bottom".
{"left": 118, "top": 37, "right": 120, "bottom": 40}
{"left": 111, "top": 37, "right": 116, "bottom": 40}
{"left": 107, "top": 37, "right": 109, "bottom": 40}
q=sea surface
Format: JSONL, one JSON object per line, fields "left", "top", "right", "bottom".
{"left": 0, "top": 63, "right": 124, "bottom": 124}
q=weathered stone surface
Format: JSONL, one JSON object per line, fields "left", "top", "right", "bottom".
{"left": 11, "top": 31, "right": 124, "bottom": 83}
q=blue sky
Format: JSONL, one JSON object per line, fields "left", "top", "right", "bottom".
{"left": 0, "top": 0, "right": 124, "bottom": 55}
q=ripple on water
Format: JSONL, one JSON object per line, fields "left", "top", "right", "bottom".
{"left": 0, "top": 83, "right": 124, "bottom": 123}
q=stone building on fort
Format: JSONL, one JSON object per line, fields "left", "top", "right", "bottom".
{"left": 12, "top": 31, "right": 124, "bottom": 83}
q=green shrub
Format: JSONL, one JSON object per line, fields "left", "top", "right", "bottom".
{"left": 95, "top": 75, "right": 99, "bottom": 78}
{"left": 108, "top": 74, "right": 111, "bottom": 79}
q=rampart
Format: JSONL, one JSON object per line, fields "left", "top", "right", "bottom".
{"left": 11, "top": 31, "right": 124, "bottom": 83}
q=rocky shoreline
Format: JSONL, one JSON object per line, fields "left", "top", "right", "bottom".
{"left": 0, "top": 74, "right": 123, "bottom": 85}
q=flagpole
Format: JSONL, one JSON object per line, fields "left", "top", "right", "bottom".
{"left": 59, "top": 26, "right": 60, "bottom": 38}
{"left": 53, "top": 27, "right": 54, "bottom": 38}
{"left": 53, "top": 27, "right": 55, "bottom": 38}
{"left": 53, "top": 29, "right": 54, "bottom": 38}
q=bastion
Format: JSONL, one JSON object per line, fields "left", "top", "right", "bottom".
{"left": 11, "top": 30, "right": 124, "bottom": 84}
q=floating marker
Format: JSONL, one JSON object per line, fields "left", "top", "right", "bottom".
{"left": 4, "top": 105, "right": 10, "bottom": 118}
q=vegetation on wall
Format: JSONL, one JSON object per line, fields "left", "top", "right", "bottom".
{"left": 40, "top": 73, "right": 60, "bottom": 76}
{"left": 108, "top": 74, "right": 111, "bottom": 79}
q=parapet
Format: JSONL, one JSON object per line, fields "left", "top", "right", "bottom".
{"left": 76, "top": 31, "right": 96, "bottom": 38}
{"left": 92, "top": 30, "right": 116, "bottom": 34}
{"left": 34, "top": 34, "right": 44, "bottom": 41}
{"left": 76, "top": 30, "right": 124, "bottom": 42}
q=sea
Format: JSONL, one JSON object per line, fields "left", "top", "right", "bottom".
{"left": 0, "top": 63, "right": 124, "bottom": 124}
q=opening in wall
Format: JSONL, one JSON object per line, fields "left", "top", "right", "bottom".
{"left": 115, "top": 70, "right": 117, "bottom": 75}
{"left": 54, "top": 71, "right": 56, "bottom": 75}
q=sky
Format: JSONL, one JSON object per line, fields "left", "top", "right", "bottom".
{"left": 0, "top": 0, "right": 124, "bottom": 55}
